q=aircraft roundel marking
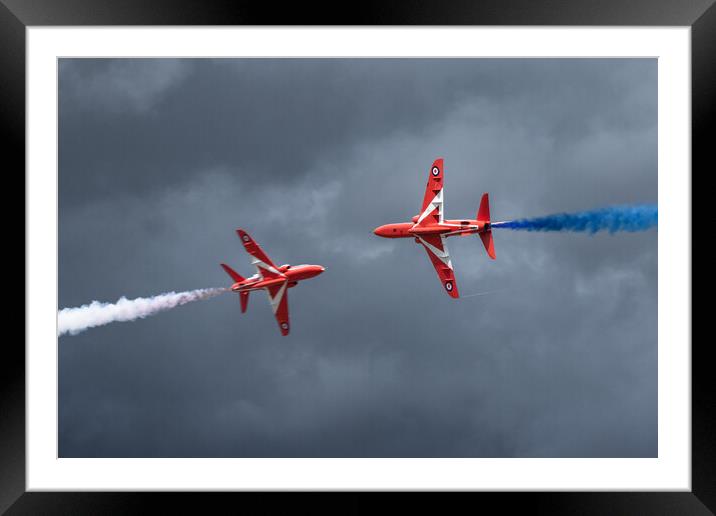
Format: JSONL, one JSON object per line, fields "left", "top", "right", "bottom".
{"left": 432, "top": 166, "right": 440, "bottom": 176}
{"left": 445, "top": 281, "right": 453, "bottom": 291}
{"left": 281, "top": 322, "right": 289, "bottom": 330}
{"left": 242, "top": 235, "right": 250, "bottom": 242}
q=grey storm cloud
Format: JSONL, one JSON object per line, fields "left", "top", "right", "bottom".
{"left": 59, "top": 58, "right": 657, "bottom": 457}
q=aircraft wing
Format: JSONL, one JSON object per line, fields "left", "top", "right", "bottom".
{"left": 417, "top": 234, "right": 459, "bottom": 298}
{"left": 236, "top": 229, "right": 286, "bottom": 280}
{"left": 265, "top": 281, "right": 290, "bottom": 336}
{"left": 415, "top": 158, "right": 444, "bottom": 226}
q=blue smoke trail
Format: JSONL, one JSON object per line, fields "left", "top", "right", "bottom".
{"left": 491, "top": 204, "right": 657, "bottom": 234}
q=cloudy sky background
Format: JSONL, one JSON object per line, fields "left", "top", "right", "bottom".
{"left": 58, "top": 58, "right": 657, "bottom": 457}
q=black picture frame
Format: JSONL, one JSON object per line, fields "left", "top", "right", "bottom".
{"left": 5, "top": 1, "right": 710, "bottom": 513}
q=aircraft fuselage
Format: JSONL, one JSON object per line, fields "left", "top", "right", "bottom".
{"left": 230, "top": 264, "right": 324, "bottom": 292}
{"left": 373, "top": 219, "right": 491, "bottom": 239}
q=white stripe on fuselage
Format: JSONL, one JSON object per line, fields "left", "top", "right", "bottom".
{"left": 443, "top": 226, "right": 480, "bottom": 237}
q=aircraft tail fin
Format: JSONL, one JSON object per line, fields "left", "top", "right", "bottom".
{"left": 220, "top": 264, "right": 250, "bottom": 313}
{"left": 477, "top": 193, "right": 496, "bottom": 259}
{"left": 220, "top": 263, "right": 245, "bottom": 282}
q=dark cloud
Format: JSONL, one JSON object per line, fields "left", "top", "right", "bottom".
{"left": 59, "top": 58, "right": 657, "bottom": 457}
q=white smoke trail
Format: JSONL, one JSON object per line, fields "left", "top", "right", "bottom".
{"left": 58, "top": 287, "right": 228, "bottom": 337}
{"left": 460, "top": 290, "right": 505, "bottom": 298}
{"left": 460, "top": 286, "right": 522, "bottom": 298}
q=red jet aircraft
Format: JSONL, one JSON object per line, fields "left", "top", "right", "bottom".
{"left": 373, "top": 158, "right": 495, "bottom": 298}
{"left": 220, "top": 229, "right": 325, "bottom": 336}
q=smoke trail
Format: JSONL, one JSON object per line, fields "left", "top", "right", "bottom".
{"left": 58, "top": 287, "right": 228, "bottom": 337}
{"left": 461, "top": 287, "right": 519, "bottom": 298}
{"left": 491, "top": 204, "right": 657, "bottom": 234}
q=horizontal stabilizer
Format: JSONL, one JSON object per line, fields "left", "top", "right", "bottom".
{"left": 477, "top": 192, "right": 496, "bottom": 259}
{"left": 221, "top": 263, "right": 244, "bottom": 282}
{"left": 479, "top": 231, "right": 496, "bottom": 259}
{"left": 477, "top": 192, "right": 491, "bottom": 223}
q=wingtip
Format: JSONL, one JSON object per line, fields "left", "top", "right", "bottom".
{"left": 444, "top": 280, "right": 459, "bottom": 298}
{"left": 236, "top": 228, "right": 251, "bottom": 242}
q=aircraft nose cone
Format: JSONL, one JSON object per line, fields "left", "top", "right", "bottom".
{"left": 373, "top": 226, "right": 384, "bottom": 236}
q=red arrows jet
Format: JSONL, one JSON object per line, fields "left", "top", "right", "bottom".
{"left": 373, "top": 158, "right": 495, "bottom": 298}
{"left": 220, "top": 229, "right": 325, "bottom": 336}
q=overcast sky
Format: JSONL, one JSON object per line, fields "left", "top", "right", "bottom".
{"left": 58, "top": 58, "right": 657, "bottom": 458}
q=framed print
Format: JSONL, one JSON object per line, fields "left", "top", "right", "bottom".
{"left": 5, "top": 0, "right": 710, "bottom": 513}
